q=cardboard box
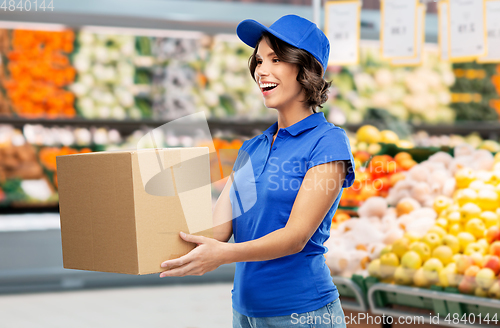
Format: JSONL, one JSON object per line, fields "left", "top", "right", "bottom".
{"left": 56, "top": 147, "right": 213, "bottom": 275}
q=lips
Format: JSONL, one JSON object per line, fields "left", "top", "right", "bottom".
{"left": 259, "top": 82, "right": 279, "bottom": 95}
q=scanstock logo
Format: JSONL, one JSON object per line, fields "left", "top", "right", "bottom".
{"left": 136, "top": 112, "right": 257, "bottom": 233}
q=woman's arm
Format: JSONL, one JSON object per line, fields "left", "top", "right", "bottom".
{"left": 211, "top": 172, "right": 235, "bottom": 243}
{"left": 159, "top": 160, "right": 348, "bottom": 277}
{"left": 221, "top": 160, "right": 347, "bottom": 263}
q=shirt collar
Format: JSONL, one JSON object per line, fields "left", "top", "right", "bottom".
{"left": 262, "top": 112, "right": 327, "bottom": 140}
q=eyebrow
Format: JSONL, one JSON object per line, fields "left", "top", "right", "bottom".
{"left": 255, "top": 51, "right": 276, "bottom": 59}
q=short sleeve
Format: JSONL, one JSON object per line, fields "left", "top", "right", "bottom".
{"left": 307, "top": 128, "right": 356, "bottom": 188}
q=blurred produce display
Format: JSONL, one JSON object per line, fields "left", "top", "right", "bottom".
{"left": 193, "top": 36, "right": 273, "bottom": 120}
{"left": 1, "top": 29, "right": 76, "bottom": 118}
{"left": 0, "top": 125, "right": 57, "bottom": 206}
{"left": 70, "top": 32, "right": 142, "bottom": 119}
{"left": 136, "top": 35, "right": 204, "bottom": 120}
{"left": 330, "top": 148, "right": 500, "bottom": 299}
{"left": 451, "top": 64, "right": 499, "bottom": 121}
{"left": 325, "top": 43, "right": 456, "bottom": 125}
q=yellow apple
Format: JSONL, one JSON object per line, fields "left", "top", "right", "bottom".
{"left": 413, "top": 268, "right": 430, "bottom": 287}
{"left": 460, "top": 203, "right": 482, "bottom": 223}
{"left": 489, "top": 281, "right": 500, "bottom": 299}
{"left": 380, "top": 252, "right": 399, "bottom": 279}
{"left": 455, "top": 168, "right": 475, "bottom": 189}
{"left": 433, "top": 245, "right": 454, "bottom": 266}
{"left": 439, "top": 263, "right": 459, "bottom": 288}
{"left": 394, "top": 266, "right": 414, "bottom": 285}
{"left": 401, "top": 251, "right": 422, "bottom": 270}
{"left": 423, "top": 258, "right": 444, "bottom": 284}
{"left": 380, "top": 245, "right": 392, "bottom": 256}
{"left": 422, "top": 232, "right": 442, "bottom": 250}
{"left": 435, "top": 218, "right": 449, "bottom": 231}
{"left": 428, "top": 226, "right": 447, "bottom": 239}
{"left": 368, "top": 259, "right": 381, "bottom": 278}
{"left": 465, "top": 218, "right": 486, "bottom": 239}
{"left": 455, "top": 189, "right": 477, "bottom": 206}
{"left": 448, "top": 223, "right": 462, "bottom": 236}
{"left": 442, "top": 234, "right": 460, "bottom": 254}
{"left": 404, "top": 232, "right": 421, "bottom": 243}
{"left": 457, "top": 232, "right": 476, "bottom": 252}
{"left": 475, "top": 286, "right": 489, "bottom": 297}
{"left": 410, "top": 242, "right": 431, "bottom": 262}
{"left": 480, "top": 211, "right": 499, "bottom": 229}
{"left": 465, "top": 242, "right": 487, "bottom": 255}
{"left": 447, "top": 211, "right": 461, "bottom": 225}
{"left": 477, "top": 190, "right": 499, "bottom": 211}
{"left": 476, "top": 268, "right": 496, "bottom": 289}
{"left": 433, "top": 196, "right": 452, "bottom": 215}
{"left": 392, "top": 237, "right": 411, "bottom": 259}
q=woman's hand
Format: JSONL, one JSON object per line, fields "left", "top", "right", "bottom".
{"left": 159, "top": 231, "right": 227, "bottom": 278}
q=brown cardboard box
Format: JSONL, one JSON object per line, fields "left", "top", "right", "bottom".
{"left": 56, "top": 147, "right": 213, "bottom": 275}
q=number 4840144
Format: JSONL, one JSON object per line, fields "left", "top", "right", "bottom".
{"left": 0, "top": 1, "right": 54, "bottom": 11}
{"left": 444, "top": 313, "right": 498, "bottom": 325}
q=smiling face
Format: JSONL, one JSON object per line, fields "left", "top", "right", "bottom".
{"left": 254, "top": 39, "right": 306, "bottom": 111}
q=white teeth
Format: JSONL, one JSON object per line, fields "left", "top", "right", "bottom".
{"left": 259, "top": 83, "right": 278, "bottom": 88}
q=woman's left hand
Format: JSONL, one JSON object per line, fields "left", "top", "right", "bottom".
{"left": 159, "top": 231, "right": 227, "bottom": 278}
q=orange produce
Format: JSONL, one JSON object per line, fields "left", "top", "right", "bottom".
{"left": 3, "top": 29, "right": 76, "bottom": 118}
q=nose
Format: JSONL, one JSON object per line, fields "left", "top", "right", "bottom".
{"left": 255, "top": 62, "right": 269, "bottom": 80}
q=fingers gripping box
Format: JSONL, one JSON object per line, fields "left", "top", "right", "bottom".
{"left": 56, "top": 147, "right": 213, "bottom": 275}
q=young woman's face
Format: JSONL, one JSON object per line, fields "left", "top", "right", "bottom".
{"left": 254, "top": 39, "right": 305, "bottom": 111}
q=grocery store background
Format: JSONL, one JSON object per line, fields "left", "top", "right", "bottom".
{"left": 1, "top": 0, "right": 500, "bottom": 327}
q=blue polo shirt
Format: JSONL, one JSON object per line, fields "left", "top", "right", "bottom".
{"left": 229, "top": 112, "right": 355, "bottom": 317}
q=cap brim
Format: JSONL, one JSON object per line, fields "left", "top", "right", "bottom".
{"left": 236, "top": 19, "right": 270, "bottom": 48}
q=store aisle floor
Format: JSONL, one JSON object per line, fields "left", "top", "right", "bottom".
{"left": 0, "top": 282, "right": 233, "bottom": 328}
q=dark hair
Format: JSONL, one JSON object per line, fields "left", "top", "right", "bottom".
{"left": 249, "top": 32, "right": 331, "bottom": 113}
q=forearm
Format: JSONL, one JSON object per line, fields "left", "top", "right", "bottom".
{"left": 221, "top": 227, "right": 303, "bottom": 264}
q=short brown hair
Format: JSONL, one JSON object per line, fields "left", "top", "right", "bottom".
{"left": 249, "top": 32, "right": 331, "bottom": 113}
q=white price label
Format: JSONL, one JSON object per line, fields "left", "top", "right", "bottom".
{"left": 381, "top": 0, "right": 419, "bottom": 59}
{"left": 478, "top": 0, "right": 500, "bottom": 63}
{"left": 438, "top": 1, "right": 449, "bottom": 61}
{"left": 325, "top": 1, "right": 361, "bottom": 65}
{"left": 391, "top": 5, "right": 425, "bottom": 66}
{"left": 448, "top": 0, "right": 486, "bottom": 61}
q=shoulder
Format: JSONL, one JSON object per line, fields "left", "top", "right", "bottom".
{"left": 310, "top": 123, "right": 351, "bottom": 147}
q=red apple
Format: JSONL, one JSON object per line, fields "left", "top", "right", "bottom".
{"left": 458, "top": 276, "right": 476, "bottom": 294}
{"left": 490, "top": 241, "right": 500, "bottom": 257}
{"left": 486, "top": 226, "right": 500, "bottom": 244}
{"left": 464, "top": 265, "right": 481, "bottom": 278}
{"left": 483, "top": 255, "right": 500, "bottom": 275}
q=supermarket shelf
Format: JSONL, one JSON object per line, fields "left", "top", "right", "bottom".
{"left": 0, "top": 228, "right": 235, "bottom": 294}
{"left": 332, "top": 275, "right": 368, "bottom": 312}
{"left": 3, "top": 117, "right": 500, "bottom": 138}
{"left": 368, "top": 283, "right": 500, "bottom": 328}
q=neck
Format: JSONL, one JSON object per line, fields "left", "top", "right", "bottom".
{"left": 275, "top": 107, "right": 314, "bottom": 133}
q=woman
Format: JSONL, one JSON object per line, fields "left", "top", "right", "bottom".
{"left": 160, "top": 14, "right": 355, "bottom": 328}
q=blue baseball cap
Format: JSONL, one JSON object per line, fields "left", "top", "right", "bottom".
{"left": 236, "top": 14, "right": 330, "bottom": 75}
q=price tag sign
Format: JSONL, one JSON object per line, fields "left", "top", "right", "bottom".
{"left": 325, "top": 1, "right": 362, "bottom": 65}
{"left": 438, "top": 1, "right": 449, "bottom": 61}
{"left": 391, "top": 5, "right": 425, "bottom": 66}
{"left": 380, "top": 0, "right": 419, "bottom": 59}
{"left": 448, "top": 0, "right": 486, "bottom": 61}
{"left": 478, "top": 0, "right": 500, "bottom": 63}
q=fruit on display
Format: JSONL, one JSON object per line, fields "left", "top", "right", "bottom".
{"left": 1, "top": 29, "right": 76, "bottom": 118}
{"left": 412, "top": 130, "right": 500, "bottom": 151}
{"left": 70, "top": 32, "right": 141, "bottom": 119}
{"left": 325, "top": 196, "right": 438, "bottom": 277}
{"left": 365, "top": 151, "right": 500, "bottom": 298}
{"left": 340, "top": 151, "right": 416, "bottom": 208}
{"left": 324, "top": 43, "right": 456, "bottom": 125}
